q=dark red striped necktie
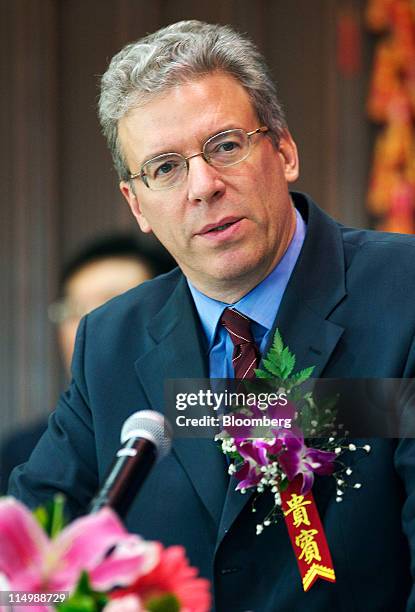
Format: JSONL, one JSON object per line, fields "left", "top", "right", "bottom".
{"left": 220, "top": 308, "right": 260, "bottom": 379}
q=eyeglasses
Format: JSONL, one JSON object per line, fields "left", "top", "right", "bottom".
{"left": 129, "top": 126, "right": 269, "bottom": 191}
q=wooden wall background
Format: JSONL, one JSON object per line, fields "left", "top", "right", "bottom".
{"left": 0, "top": 0, "right": 370, "bottom": 439}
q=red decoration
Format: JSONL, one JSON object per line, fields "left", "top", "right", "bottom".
{"left": 366, "top": 0, "right": 415, "bottom": 233}
{"left": 281, "top": 477, "right": 336, "bottom": 592}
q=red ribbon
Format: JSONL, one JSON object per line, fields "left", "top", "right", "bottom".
{"left": 280, "top": 477, "right": 336, "bottom": 591}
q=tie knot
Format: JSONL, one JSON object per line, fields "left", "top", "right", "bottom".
{"left": 220, "top": 308, "right": 255, "bottom": 347}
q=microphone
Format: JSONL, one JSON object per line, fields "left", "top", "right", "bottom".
{"left": 89, "top": 410, "right": 172, "bottom": 517}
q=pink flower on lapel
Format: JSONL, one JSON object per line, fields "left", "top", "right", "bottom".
{"left": 233, "top": 437, "right": 283, "bottom": 490}
{"left": 278, "top": 433, "right": 337, "bottom": 494}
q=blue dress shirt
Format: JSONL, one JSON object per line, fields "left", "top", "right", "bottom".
{"left": 188, "top": 208, "right": 306, "bottom": 378}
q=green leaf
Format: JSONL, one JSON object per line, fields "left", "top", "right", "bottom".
{"left": 57, "top": 595, "right": 97, "bottom": 612}
{"left": 261, "top": 357, "right": 284, "bottom": 378}
{"left": 289, "top": 366, "right": 315, "bottom": 387}
{"left": 57, "top": 571, "right": 108, "bottom": 612}
{"left": 259, "top": 330, "right": 285, "bottom": 377}
{"left": 272, "top": 329, "right": 284, "bottom": 355}
{"left": 33, "top": 494, "right": 67, "bottom": 537}
{"left": 146, "top": 593, "right": 181, "bottom": 612}
{"left": 259, "top": 331, "right": 298, "bottom": 380}
{"left": 254, "top": 368, "right": 274, "bottom": 379}
{"left": 256, "top": 329, "right": 315, "bottom": 385}
{"left": 279, "top": 347, "right": 296, "bottom": 378}
{"left": 74, "top": 571, "right": 91, "bottom": 594}
{"left": 33, "top": 505, "right": 49, "bottom": 532}
{"left": 278, "top": 478, "right": 289, "bottom": 492}
{"left": 50, "top": 494, "right": 66, "bottom": 538}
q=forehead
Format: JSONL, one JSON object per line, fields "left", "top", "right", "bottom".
{"left": 118, "top": 72, "right": 258, "bottom": 161}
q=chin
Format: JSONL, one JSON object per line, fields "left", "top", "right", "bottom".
{"left": 208, "top": 257, "right": 266, "bottom": 284}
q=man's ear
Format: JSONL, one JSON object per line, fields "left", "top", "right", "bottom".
{"left": 119, "top": 180, "right": 152, "bottom": 234}
{"left": 278, "top": 129, "right": 300, "bottom": 183}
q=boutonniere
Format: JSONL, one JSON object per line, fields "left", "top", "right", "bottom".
{"left": 216, "top": 330, "right": 370, "bottom": 592}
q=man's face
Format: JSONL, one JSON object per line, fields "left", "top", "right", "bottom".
{"left": 58, "top": 257, "right": 152, "bottom": 374}
{"left": 119, "top": 72, "right": 299, "bottom": 301}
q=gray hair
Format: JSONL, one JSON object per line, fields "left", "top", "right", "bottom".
{"left": 98, "top": 20, "right": 286, "bottom": 181}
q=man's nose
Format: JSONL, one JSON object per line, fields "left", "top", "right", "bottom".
{"left": 186, "top": 155, "right": 225, "bottom": 204}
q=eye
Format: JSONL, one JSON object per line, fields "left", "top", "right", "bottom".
{"left": 154, "top": 160, "right": 178, "bottom": 177}
{"left": 214, "top": 140, "right": 241, "bottom": 154}
{"left": 145, "top": 155, "right": 184, "bottom": 182}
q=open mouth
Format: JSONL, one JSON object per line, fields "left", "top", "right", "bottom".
{"left": 206, "top": 221, "right": 236, "bottom": 233}
{"left": 199, "top": 218, "right": 242, "bottom": 235}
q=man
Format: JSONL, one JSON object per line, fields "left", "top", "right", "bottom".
{"left": 49, "top": 235, "right": 174, "bottom": 372}
{"left": 0, "top": 235, "right": 173, "bottom": 493}
{"left": 9, "top": 21, "right": 415, "bottom": 611}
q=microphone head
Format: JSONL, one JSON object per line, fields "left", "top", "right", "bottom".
{"left": 120, "top": 410, "right": 172, "bottom": 461}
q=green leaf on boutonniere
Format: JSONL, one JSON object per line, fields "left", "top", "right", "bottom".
{"left": 253, "top": 330, "right": 315, "bottom": 399}
{"left": 289, "top": 366, "right": 315, "bottom": 387}
{"left": 255, "top": 330, "right": 298, "bottom": 380}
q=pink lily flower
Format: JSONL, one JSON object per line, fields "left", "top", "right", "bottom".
{"left": 0, "top": 497, "right": 159, "bottom": 612}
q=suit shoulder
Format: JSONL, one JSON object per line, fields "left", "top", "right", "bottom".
{"left": 339, "top": 226, "right": 415, "bottom": 289}
{"left": 341, "top": 225, "right": 415, "bottom": 251}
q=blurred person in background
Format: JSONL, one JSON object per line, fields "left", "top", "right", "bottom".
{"left": 0, "top": 234, "right": 174, "bottom": 492}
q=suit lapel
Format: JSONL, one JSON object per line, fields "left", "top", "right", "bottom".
{"left": 270, "top": 194, "right": 347, "bottom": 376}
{"left": 217, "top": 194, "right": 348, "bottom": 544}
{"left": 134, "top": 277, "right": 228, "bottom": 527}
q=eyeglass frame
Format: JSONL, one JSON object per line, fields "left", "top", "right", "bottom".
{"left": 128, "top": 126, "right": 269, "bottom": 190}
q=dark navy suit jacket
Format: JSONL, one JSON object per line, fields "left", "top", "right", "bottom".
{"left": 0, "top": 419, "right": 47, "bottom": 494}
{"left": 9, "top": 193, "right": 415, "bottom": 611}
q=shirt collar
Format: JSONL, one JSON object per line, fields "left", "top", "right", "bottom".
{"left": 188, "top": 207, "right": 306, "bottom": 350}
